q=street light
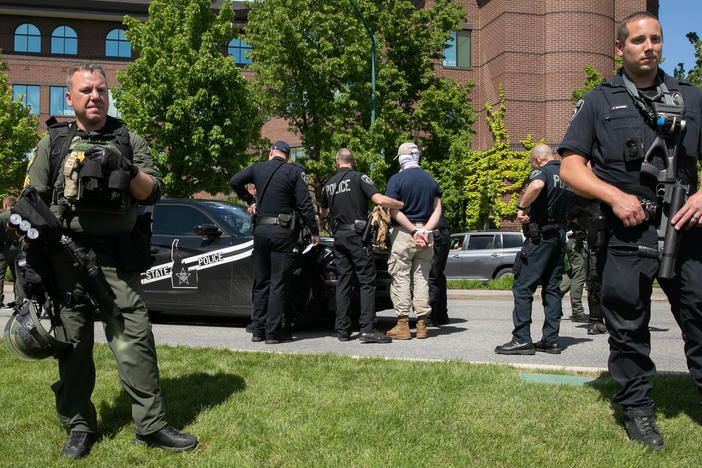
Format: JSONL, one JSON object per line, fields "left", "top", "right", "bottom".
{"left": 348, "top": 0, "right": 376, "bottom": 124}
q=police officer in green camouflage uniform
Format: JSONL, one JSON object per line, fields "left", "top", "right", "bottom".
{"left": 24, "top": 64, "right": 197, "bottom": 460}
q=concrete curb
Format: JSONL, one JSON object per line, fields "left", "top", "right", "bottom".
{"left": 448, "top": 288, "right": 669, "bottom": 302}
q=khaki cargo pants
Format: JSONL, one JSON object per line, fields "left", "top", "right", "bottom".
{"left": 388, "top": 226, "right": 434, "bottom": 318}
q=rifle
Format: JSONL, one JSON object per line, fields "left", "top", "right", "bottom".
{"left": 11, "top": 187, "right": 123, "bottom": 318}
{"left": 640, "top": 132, "right": 688, "bottom": 279}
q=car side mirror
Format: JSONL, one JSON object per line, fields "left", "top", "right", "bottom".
{"left": 194, "top": 224, "right": 222, "bottom": 238}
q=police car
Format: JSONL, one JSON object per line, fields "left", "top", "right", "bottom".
{"left": 140, "top": 199, "right": 392, "bottom": 320}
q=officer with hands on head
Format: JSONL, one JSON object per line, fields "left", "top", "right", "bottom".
{"left": 495, "top": 144, "right": 573, "bottom": 356}
{"left": 17, "top": 64, "right": 197, "bottom": 460}
{"left": 560, "top": 12, "right": 702, "bottom": 450}
{"left": 319, "top": 148, "right": 403, "bottom": 343}
{"left": 229, "top": 140, "right": 320, "bottom": 344}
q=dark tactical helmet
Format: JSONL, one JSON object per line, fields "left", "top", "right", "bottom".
{"left": 3, "top": 301, "right": 73, "bottom": 360}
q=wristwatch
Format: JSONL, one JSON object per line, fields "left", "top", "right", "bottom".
{"left": 517, "top": 205, "right": 527, "bottom": 211}
{"left": 410, "top": 228, "right": 419, "bottom": 236}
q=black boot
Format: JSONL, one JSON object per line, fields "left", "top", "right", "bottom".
{"left": 624, "top": 416, "right": 664, "bottom": 450}
{"left": 61, "top": 431, "right": 96, "bottom": 460}
{"left": 135, "top": 424, "right": 198, "bottom": 451}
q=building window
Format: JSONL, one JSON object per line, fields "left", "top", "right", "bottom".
{"left": 106, "top": 29, "right": 131, "bottom": 58}
{"left": 14, "top": 24, "right": 41, "bottom": 53}
{"left": 228, "top": 38, "right": 252, "bottom": 65}
{"left": 443, "top": 30, "right": 471, "bottom": 68}
{"left": 50, "top": 86, "right": 75, "bottom": 116}
{"left": 51, "top": 26, "right": 78, "bottom": 55}
{"left": 12, "top": 85, "right": 40, "bottom": 114}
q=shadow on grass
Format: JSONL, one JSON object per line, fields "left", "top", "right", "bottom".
{"left": 590, "top": 371, "right": 702, "bottom": 425}
{"left": 97, "top": 371, "right": 245, "bottom": 439}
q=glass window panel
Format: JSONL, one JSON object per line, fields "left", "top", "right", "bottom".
{"left": 442, "top": 31, "right": 457, "bottom": 67}
{"left": 51, "top": 26, "right": 77, "bottom": 55}
{"left": 14, "top": 23, "right": 41, "bottom": 53}
{"left": 457, "top": 30, "right": 471, "bottom": 68}
{"left": 105, "top": 29, "right": 131, "bottom": 58}
{"left": 107, "top": 89, "right": 121, "bottom": 118}
{"left": 467, "top": 235, "right": 495, "bottom": 250}
{"left": 12, "top": 85, "right": 40, "bottom": 114}
{"left": 503, "top": 234, "right": 524, "bottom": 248}
{"left": 153, "top": 205, "right": 213, "bottom": 236}
{"left": 228, "top": 38, "right": 252, "bottom": 65}
{"left": 50, "top": 86, "right": 75, "bottom": 116}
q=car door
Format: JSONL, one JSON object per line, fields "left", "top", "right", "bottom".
{"left": 445, "top": 234, "right": 467, "bottom": 278}
{"left": 448, "top": 233, "right": 499, "bottom": 280}
{"left": 142, "top": 203, "right": 234, "bottom": 314}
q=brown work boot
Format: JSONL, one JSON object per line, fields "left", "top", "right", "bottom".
{"left": 416, "top": 317, "right": 430, "bottom": 339}
{"left": 386, "top": 317, "right": 411, "bottom": 340}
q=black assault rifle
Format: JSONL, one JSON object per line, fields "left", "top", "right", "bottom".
{"left": 640, "top": 132, "right": 688, "bottom": 279}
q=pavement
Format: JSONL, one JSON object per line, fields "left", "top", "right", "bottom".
{"left": 0, "top": 282, "right": 685, "bottom": 374}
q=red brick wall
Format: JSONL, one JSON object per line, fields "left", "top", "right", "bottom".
{"left": 1, "top": 0, "right": 653, "bottom": 148}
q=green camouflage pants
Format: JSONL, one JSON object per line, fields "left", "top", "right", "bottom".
{"left": 49, "top": 248, "right": 166, "bottom": 435}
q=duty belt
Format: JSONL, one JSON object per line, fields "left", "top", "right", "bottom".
{"left": 257, "top": 216, "right": 282, "bottom": 225}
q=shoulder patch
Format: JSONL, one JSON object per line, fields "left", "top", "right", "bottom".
{"left": 361, "top": 174, "right": 373, "bottom": 185}
{"left": 25, "top": 147, "right": 37, "bottom": 171}
{"left": 530, "top": 169, "right": 542, "bottom": 179}
{"left": 300, "top": 171, "right": 307, "bottom": 182}
{"left": 569, "top": 99, "right": 584, "bottom": 123}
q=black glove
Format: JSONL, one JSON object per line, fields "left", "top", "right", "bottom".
{"left": 85, "top": 146, "right": 139, "bottom": 179}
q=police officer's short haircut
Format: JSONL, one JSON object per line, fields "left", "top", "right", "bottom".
{"left": 67, "top": 64, "right": 108, "bottom": 90}
{"left": 336, "top": 148, "right": 354, "bottom": 164}
{"left": 616, "top": 11, "right": 661, "bottom": 45}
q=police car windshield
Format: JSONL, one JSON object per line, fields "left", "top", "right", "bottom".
{"left": 205, "top": 202, "right": 253, "bottom": 237}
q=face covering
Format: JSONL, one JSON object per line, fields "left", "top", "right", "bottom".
{"left": 398, "top": 152, "right": 420, "bottom": 170}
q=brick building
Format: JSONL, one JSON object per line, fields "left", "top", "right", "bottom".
{"left": 1, "top": 0, "right": 656, "bottom": 150}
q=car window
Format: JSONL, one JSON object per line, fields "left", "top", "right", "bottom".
{"left": 450, "top": 235, "right": 464, "bottom": 250}
{"left": 153, "top": 205, "right": 213, "bottom": 236}
{"left": 208, "top": 203, "right": 253, "bottom": 237}
{"left": 466, "top": 234, "right": 495, "bottom": 250}
{"left": 503, "top": 233, "right": 524, "bottom": 248}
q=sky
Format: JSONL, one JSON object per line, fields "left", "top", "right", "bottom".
{"left": 658, "top": 0, "right": 700, "bottom": 75}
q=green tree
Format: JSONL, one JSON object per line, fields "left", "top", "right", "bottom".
{"left": 673, "top": 32, "right": 702, "bottom": 88}
{"left": 462, "top": 88, "right": 532, "bottom": 229}
{"left": 0, "top": 60, "right": 39, "bottom": 197}
{"left": 245, "top": 0, "right": 474, "bottom": 221}
{"left": 571, "top": 65, "right": 604, "bottom": 104}
{"left": 115, "top": 0, "right": 263, "bottom": 197}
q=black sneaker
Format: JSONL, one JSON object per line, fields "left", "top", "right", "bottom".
{"left": 624, "top": 416, "right": 664, "bottom": 450}
{"left": 534, "top": 340, "right": 562, "bottom": 354}
{"left": 495, "top": 340, "right": 536, "bottom": 355}
{"left": 336, "top": 331, "right": 351, "bottom": 342}
{"left": 587, "top": 322, "right": 608, "bottom": 335}
{"left": 251, "top": 334, "right": 265, "bottom": 342}
{"left": 135, "top": 424, "right": 198, "bottom": 451}
{"left": 570, "top": 314, "right": 589, "bottom": 323}
{"left": 359, "top": 330, "right": 392, "bottom": 343}
{"left": 61, "top": 431, "right": 96, "bottom": 460}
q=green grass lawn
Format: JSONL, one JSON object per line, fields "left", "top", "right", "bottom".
{"left": 1, "top": 341, "right": 701, "bottom": 467}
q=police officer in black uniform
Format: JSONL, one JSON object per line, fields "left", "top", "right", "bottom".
{"left": 496, "top": 144, "right": 573, "bottom": 355}
{"left": 229, "top": 141, "right": 319, "bottom": 344}
{"left": 320, "top": 148, "right": 403, "bottom": 343}
{"left": 429, "top": 213, "right": 450, "bottom": 325}
{"left": 560, "top": 12, "right": 702, "bottom": 450}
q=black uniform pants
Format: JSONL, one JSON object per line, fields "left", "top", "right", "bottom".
{"left": 334, "top": 230, "right": 377, "bottom": 333}
{"left": 599, "top": 229, "right": 702, "bottom": 418}
{"left": 586, "top": 247, "right": 603, "bottom": 322}
{"left": 429, "top": 229, "right": 450, "bottom": 324}
{"left": 251, "top": 225, "right": 299, "bottom": 339}
{"left": 511, "top": 230, "right": 565, "bottom": 344}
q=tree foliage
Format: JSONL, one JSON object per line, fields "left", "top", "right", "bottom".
{"left": 462, "top": 88, "right": 532, "bottom": 229}
{"left": 673, "top": 32, "right": 702, "bottom": 88}
{"left": 571, "top": 65, "right": 604, "bottom": 104}
{"left": 0, "top": 60, "right": 39, "bottom": 197}
{"left": 245, "top": 0, "right": 475, "bottom": 222}
{"left": 115, "top": 0, "right": 263, "bottom": 197}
